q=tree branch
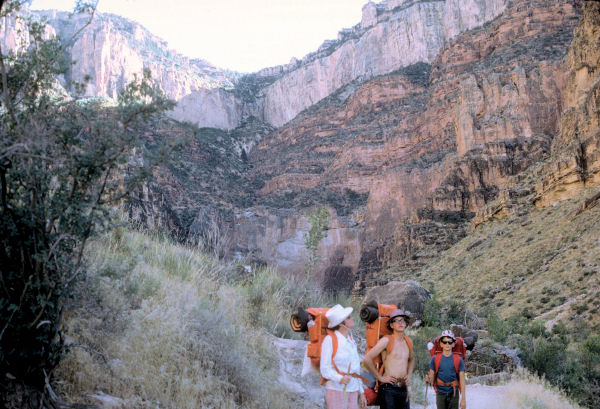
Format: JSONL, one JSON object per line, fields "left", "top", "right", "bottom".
{"left": 0, "top": 41, "right": 18, "bottom": 127}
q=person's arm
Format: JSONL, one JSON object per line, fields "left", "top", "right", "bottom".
{"left": 320, "top": 335, "right": 347, "bottom": 384}
{"left": 361, "top": 337, "right": 396, "bottom": 384}
{"left": 406, "top": 349, "right": 415, "bottom": 386}
{"left": 459, "top": 371, "right": 466, "bottom": 409}
{"left": 424, "top": 356, "right": 435, "bottom": 385}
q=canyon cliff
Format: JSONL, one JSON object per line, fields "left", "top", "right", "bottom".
{"left": 245, "top": 0, "right": 584, "bottom": 291}
{"left": 7, "top": 0, "right": 599, "bottom": 295}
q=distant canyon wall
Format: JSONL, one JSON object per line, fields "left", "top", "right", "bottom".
{"left": 243, "top": 0, "right": 582, "bottom": 286}
{"left": 261, "top": 0, "right": 508, "bottom": 127}
{"left": 4, "top": 1, "right": 511, "bottom": 130}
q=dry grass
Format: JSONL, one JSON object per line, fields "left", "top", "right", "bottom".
{"left": 404, "top": 186, "right": 600, "bottom": 329}
{"left": 54, "top": 228, "right": 317, "bottom": 408}
{"left": 499, "top": 370, "right": 583, "bottom": 409}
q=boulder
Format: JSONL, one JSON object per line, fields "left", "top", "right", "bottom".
{"left": 362, "top": 280, "right": 430, "bottom": 321}
{"left": 450, "top": 324, "right": 479, "bottom": 350}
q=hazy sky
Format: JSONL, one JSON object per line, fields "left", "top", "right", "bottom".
{"left": 29, "top": 0, "right": 376, "bottom": 73}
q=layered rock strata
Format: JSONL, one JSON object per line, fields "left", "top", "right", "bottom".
{"left": 244, "top": 0, "right": 582, "bottom": 289}
{"left": 261, "top": 0, "right": 509, "bottom": 127}
{"left": 534, "top": 0, "right": 600, "bottom": 206}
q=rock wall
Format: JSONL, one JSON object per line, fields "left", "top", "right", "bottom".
{"left": 233, "top": 207, "right": 362, "bottom": 290}
{"left": 0, "top": 9, "right": 241, "bottom": 129}
{"left": 534, "top": 0, "right": 600, "bottom": 206}
{"left": 170, "top": 88, "right": 242, "bottom": 130}
{"left": 38, "top": 11, "right": 234, "bottom": 100}
{"left": 245, "top": 0, "right": 582, "bottom": 287}
{"left": 261, "top": 0, "right": 508, "bottom": 127}
{"left": 6, "top": 1, "right": 515, "bottom": 131}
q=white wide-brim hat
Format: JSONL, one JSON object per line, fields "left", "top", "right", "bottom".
{"left": 326, "top": 304, "right": 353, "bottom": 328}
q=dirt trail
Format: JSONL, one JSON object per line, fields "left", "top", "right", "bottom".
{"left": 415, "top": 384, "right": 509, "bottom": 409}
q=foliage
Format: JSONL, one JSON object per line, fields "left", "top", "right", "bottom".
{"left": 56, "top": 228, "right": 351, "bottom": 407}
{"left": 303, "top": 206, "right": 330, "bottom": 279}
{"left": 513, "top": 323, "right": 600, "bottom": 408}
{"left": 0, "top": 0, "right": 174, "bottom": 389}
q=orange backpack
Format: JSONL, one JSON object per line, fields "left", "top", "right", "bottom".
{"left": 361, "top": 302, "right": 413, "bottom": 405}
{"left": 290, "top": 307, "right": 369, "bottom": 386}
{"left": 364, "top": 302, "right": 414, "bottom": 374}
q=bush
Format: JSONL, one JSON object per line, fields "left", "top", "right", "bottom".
{"left": 0, "top": 0, "right": 174, "bottom": 390}
{"left": 515, "top": 322, "right": 600, "bottom": 407}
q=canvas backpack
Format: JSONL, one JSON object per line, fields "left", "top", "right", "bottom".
{"left": 428, "top": 336, "right": 466, "bottom": 395}
{"left": 290, "top": 307, "right": 369, "bottom": 386}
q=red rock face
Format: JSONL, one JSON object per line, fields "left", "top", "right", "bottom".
{"left": 534, "top": 1, "right": 600, "bottom": 206}
{"left": 244, "top": 0, "right": 583, "bottom": 288}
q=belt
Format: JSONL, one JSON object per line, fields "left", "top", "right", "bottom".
{"left": 381, "top": 380, "right": 406, "bottom": 388}
{"left": 435, "top": 378, "right": 460, "bottom": 396}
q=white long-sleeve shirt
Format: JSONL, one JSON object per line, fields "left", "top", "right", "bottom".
{"left": 320, "top": 331, "right": 364, "bottom": 393}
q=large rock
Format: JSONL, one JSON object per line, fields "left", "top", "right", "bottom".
{"left": 271, "top": 336, "right": 324, "bottom": 409}
{"left": 231, "top": 207, "right": 362, "bottom": 283}
{"left": 362, "top": 280, "right": 430, "bottom": 321}
{"left": 450, "top": 324, "right": 479, "bottom": 350}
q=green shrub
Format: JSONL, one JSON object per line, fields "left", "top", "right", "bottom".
{"left": 0, "top": 1, "right": 174, "bottom": 389}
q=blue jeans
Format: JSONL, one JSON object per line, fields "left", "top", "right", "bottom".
{"left": 378, "top": 383, "right": 410, "bottom": 409}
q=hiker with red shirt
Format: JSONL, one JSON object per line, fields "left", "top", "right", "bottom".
{"left": 425, "top": 330, "right": 466, "bottom": 409}
{"left": 362, "top": 309, "right": 414, "bottom": 409}
{"left": 320, "top": 304, "right": 367, "bottom": 409}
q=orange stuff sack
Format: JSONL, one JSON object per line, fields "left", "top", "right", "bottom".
{"left": 290, "top": 307, "right": 333, "bottom": 367}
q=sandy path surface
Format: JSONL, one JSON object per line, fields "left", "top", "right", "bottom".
{"left": 414, "top": 384, "right": 509, "bottom": 409}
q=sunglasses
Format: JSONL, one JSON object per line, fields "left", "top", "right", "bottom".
{"left": 391, "top": 318, "right": 407, "bottom": 324}
{"left": 440, "top": 339, "right": 455, "bottom": 345}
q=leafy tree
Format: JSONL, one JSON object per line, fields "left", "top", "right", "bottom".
{"left": 303, "top": 206, "right": 329, "bottom": 279}
{"left": 0, "top": 0, "right": 175, "bottom": 396}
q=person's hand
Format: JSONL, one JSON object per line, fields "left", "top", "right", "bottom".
{"left": 340, "top": 375, "right": 351, "bottom": 385}
{"left": 424, "top": 374, "right": 430, "bottom": 384}
{"left": 378, "top": 374, "right": 396, "bottom": 384}
{"left": 460, "top": 397, "right": 466, "bottom": 409}
{"left": 360, "top": 393, "right": 367, "bottom": 409}
{"left": 405, "top": 376, "right": 412, "bottom": 386}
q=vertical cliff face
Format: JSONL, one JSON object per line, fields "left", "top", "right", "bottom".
{"left": 0, "top": 9, "right": 242, "bottom": 129}
{"left": 261, "top": 0, "right": 509, "bottom": 127}
{"left": 534, "top": 1, "right": 600, "bottom": 206}
{"left": 37, "top": 11, "right": 235, "bottom": 101}
{"left": 8, "top": 1, "right": 518, "bottom": 132}
{"left": 241, "top": 0, "right": 582, "bottom": 288}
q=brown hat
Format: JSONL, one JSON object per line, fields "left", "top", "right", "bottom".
{"left": 387, "top": 309, "right": 411, "bottom": 330}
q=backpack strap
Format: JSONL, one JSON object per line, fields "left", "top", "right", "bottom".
{"left": 453, "top": 354, "right": 460, "bottom": 375}
{"left": 375, "top": 334, "right": 413, "bottom": 390}
{"left": 320, "top": 331, "right": 370, "bottom": 386}
{"left": 433, "top": 353, "right": 461, "bottom": 395}
{"left": 404, "top": 335, "right": 413, "bottom": 359}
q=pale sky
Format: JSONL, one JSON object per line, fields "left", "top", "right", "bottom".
{"left": 29, "top": 0, "right": 377, "bottom": 73}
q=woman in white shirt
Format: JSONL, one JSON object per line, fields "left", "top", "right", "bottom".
{"left": 321, "top": 304, "right": 367, "bottom": 409}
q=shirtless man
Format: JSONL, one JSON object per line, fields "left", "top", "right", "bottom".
{"left": 362, "top": 309, "right": 414, "bottom": 409}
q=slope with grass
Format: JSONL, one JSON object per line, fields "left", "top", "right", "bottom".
{"left": 54, "top": 227, "right": 356, "bottom": 408}
{"left": 399, "top": 185, "right": 600, "bottom": 329}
